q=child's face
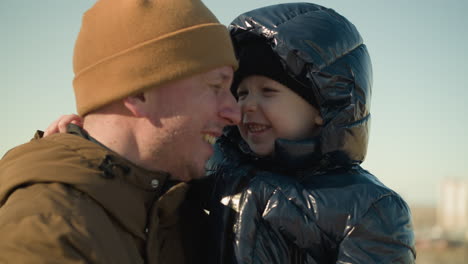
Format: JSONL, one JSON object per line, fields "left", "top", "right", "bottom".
{"left": 236, "top": 75, "right": 323, "bottom": 156}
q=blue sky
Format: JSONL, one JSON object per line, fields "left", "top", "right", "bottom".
{"left": 1, "top": 0, "right": 467, "bottom": 206}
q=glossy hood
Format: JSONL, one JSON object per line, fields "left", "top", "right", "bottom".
{"left": 229, "top": 2, "right": 373, "bottom": 165}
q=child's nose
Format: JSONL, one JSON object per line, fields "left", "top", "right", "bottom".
{"left": 241, "top": 96, "right": 257, "bottom": 113}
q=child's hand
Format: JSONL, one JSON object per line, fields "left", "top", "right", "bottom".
{"left": 44, "top": 114, "right": 83, "bottom": 137}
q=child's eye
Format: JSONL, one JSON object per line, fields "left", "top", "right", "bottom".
{"left": 237, "top": 90, "right": 248, "bottom": 99}
{"left": 262, "top": 87, "right": 277, "bottom": 95}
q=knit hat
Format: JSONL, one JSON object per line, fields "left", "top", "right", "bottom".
{"left": 231, "top": 38, "right": 317, "bottom": 108}
{"left": 73, "top": 0, "right": 238, "bottom": 116}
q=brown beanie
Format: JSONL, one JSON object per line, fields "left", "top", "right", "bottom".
{"left": 73, "top": 0, "right": 238, "bottom": 116}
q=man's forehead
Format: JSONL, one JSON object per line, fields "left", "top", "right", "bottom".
{"left": 204, "top": 68, "right": 233, "bottom": 82}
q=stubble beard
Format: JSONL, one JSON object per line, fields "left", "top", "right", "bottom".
{"left": 184, "top": 161, "right": 207, "bottom": 181}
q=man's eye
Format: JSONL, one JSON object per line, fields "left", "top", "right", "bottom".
{"left": 210, "top": 84, "right": 223, "bottom": 94}
{"left": 211, "top": 84, "right": 222, "bottom": 90}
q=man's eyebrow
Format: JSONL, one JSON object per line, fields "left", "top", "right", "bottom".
{"left": 213, "top": 73, "right": 231, "bottom": 82}
{"left": 208, "top": 72, "right": 232, "bottom": 83}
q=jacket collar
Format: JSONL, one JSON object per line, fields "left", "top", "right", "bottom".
{"left": 225, "top": 126, "right": 324, "bottom": 174}
{"left": 66, "top": 124, "right": 180, "bottom": 239}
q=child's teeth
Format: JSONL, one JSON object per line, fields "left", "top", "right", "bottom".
{"left": 248, "top": 124, "right": 267, "bottom": 132}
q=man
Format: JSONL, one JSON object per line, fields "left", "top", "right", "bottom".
{"left": 0, "top": 0, "right": 239, "bottom": 263}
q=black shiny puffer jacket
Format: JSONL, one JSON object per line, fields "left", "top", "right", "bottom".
{"left": 205, "top": 3, "right": 416, "bottom": 264}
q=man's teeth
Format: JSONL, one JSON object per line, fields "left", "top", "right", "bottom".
{"left": 247, "top": 124, "right": 268, "bottom": 132}
{"left": 203, "top": 134, "right": 217, "bottom": 145}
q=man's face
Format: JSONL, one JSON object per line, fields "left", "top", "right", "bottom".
{"left": 141, "top": 66, "right": 240, "bottom": 181}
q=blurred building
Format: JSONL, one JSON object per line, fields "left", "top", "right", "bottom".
{"left": 437, "top": 178, "right": 468, "bottom": 240}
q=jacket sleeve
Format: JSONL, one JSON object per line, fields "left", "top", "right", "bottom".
{"left": 0, "top": 213, "right": 107, "bottom": 263}
{"left": 0, "top": 184, "right": 137, "bottom": 264}
{"left": 336, "top": 194, "right": 416, "bottom": 264}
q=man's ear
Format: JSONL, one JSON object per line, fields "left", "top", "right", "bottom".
{"left": 123, "top": 93, "right": 147, "bottom": 117}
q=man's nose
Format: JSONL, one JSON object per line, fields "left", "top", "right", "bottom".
{"left": 219, "top": 93, "right": 241, "bottom": 125}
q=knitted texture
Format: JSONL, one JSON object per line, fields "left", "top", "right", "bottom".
{"left": 73, "top": 0, "right": 238, "bottom": 116}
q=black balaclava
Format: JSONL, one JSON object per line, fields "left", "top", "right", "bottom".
{"left": 231, "top": 38, "right": 318, "bottom": 108}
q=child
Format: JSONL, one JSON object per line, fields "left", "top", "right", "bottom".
{"left": 206, "top": 3, "right": 416, "bottom": 263}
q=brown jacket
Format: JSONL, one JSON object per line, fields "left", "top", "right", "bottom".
{"left": 0, "top": 129, "right": 203, "bottom": 263}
